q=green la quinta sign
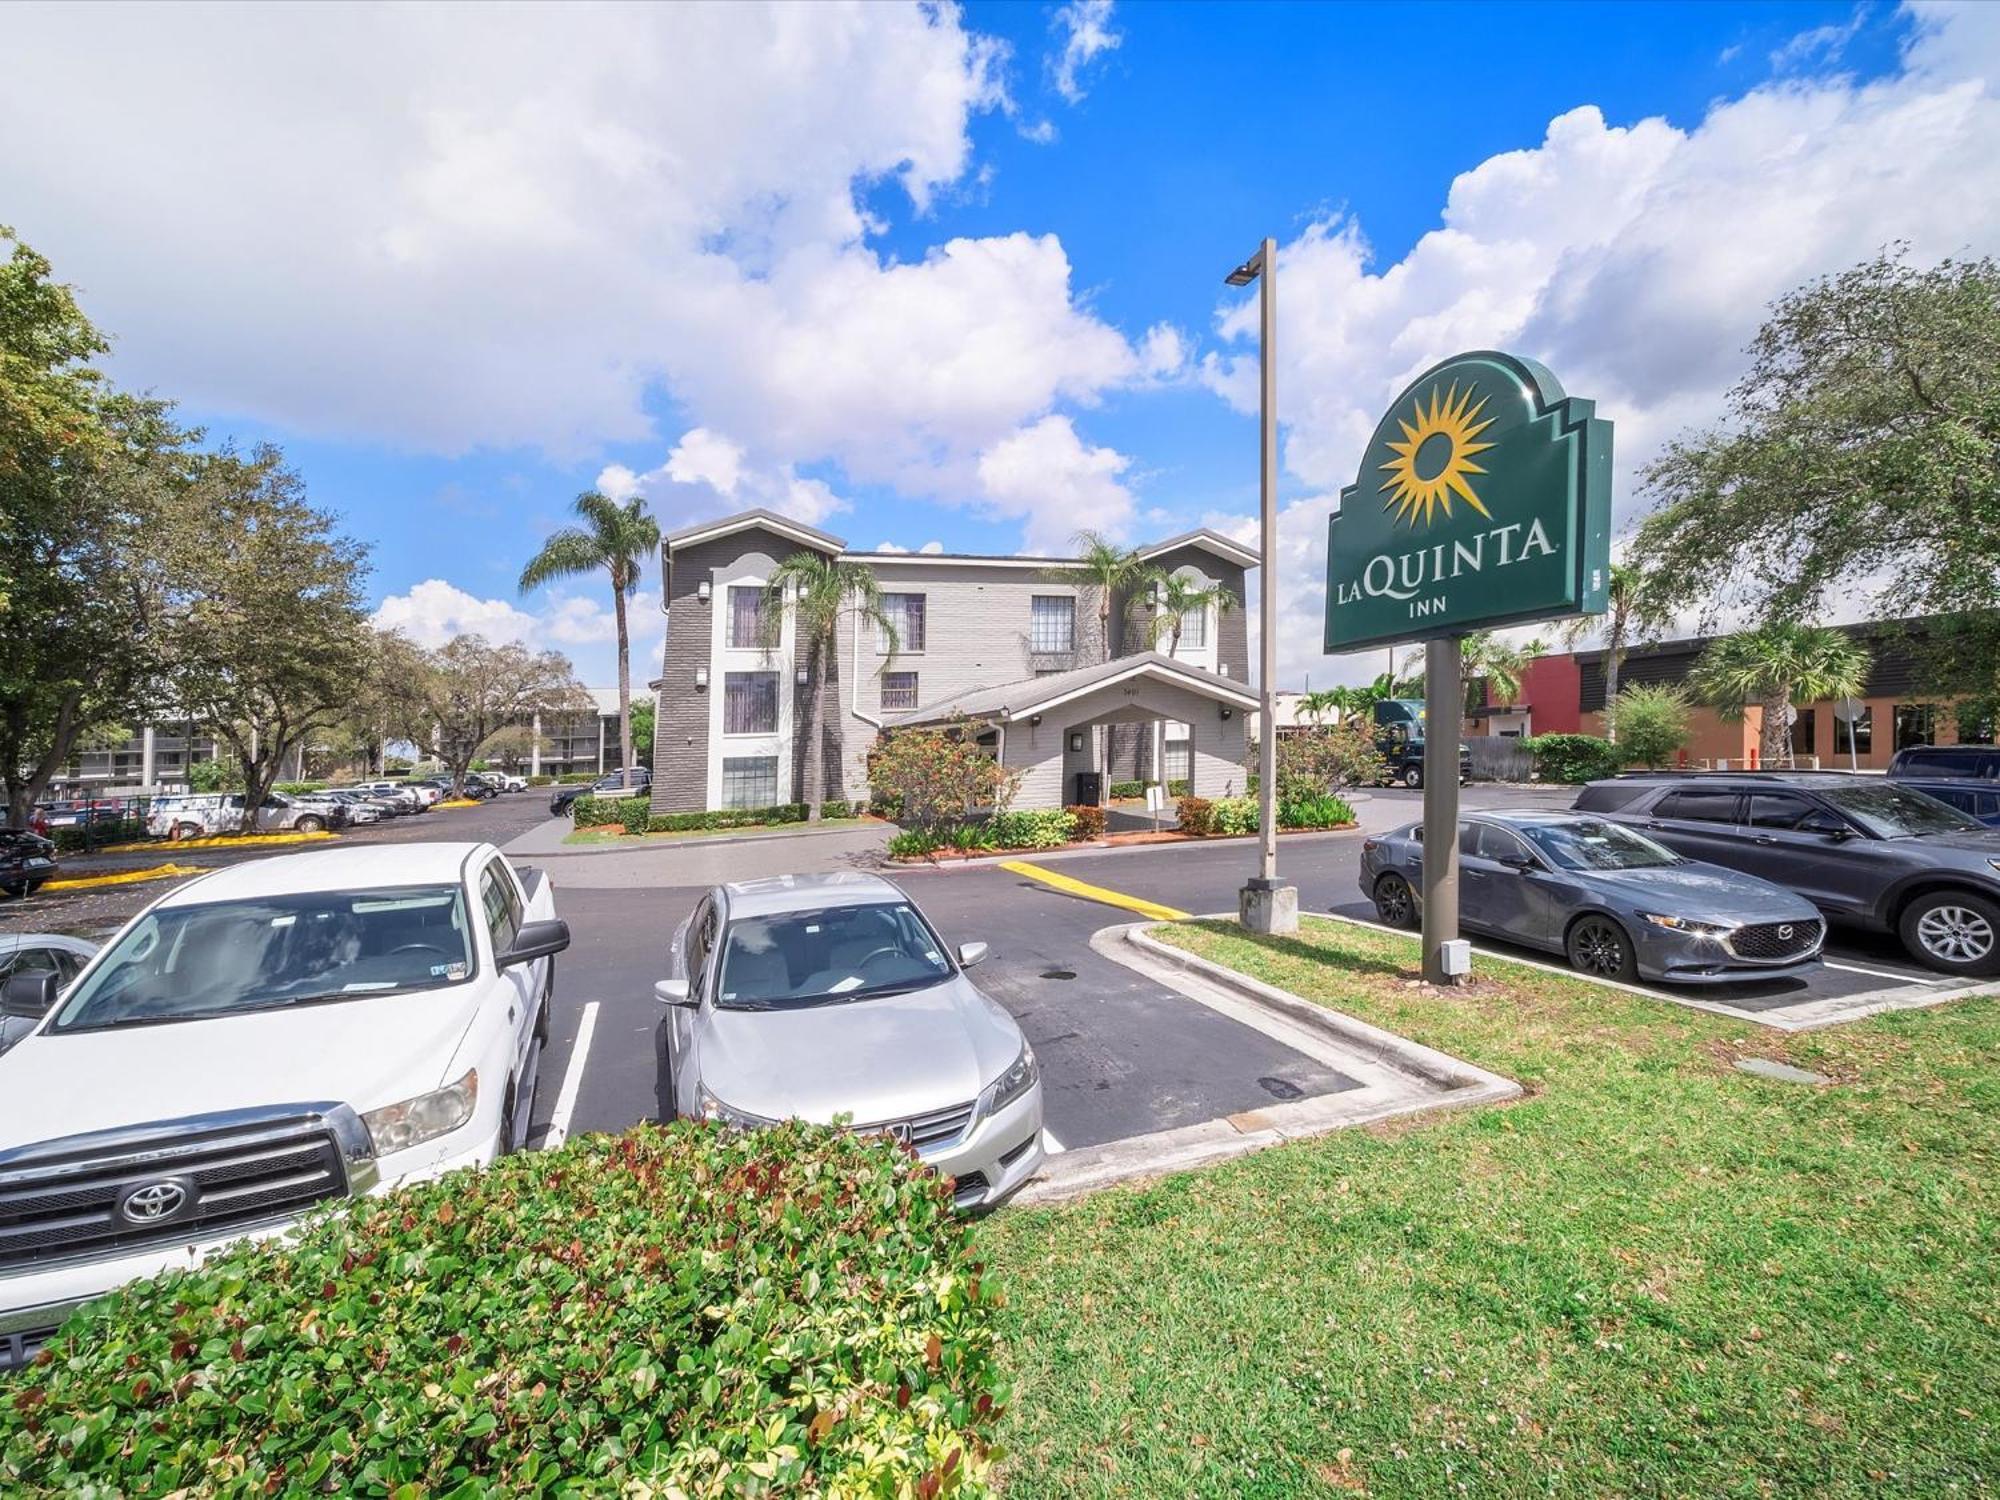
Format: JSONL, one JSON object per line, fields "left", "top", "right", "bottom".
{"left": 1323, "top": 350, "right": 1612, "bottom": 651}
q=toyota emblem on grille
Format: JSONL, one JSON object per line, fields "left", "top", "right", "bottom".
{"left": 119, "top": 1180, "right": 190, "bottom": 1224}
{"left": 1777, "top": 924, "right": 1795, "bottom": 940}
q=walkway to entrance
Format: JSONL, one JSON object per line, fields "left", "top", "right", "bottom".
{"left": 884, "top": 652, "right": 1258, "bottom": 810}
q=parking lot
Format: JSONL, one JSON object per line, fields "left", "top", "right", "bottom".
{"left": 7, "top": 784, "right": 1988, "bottom": 1162}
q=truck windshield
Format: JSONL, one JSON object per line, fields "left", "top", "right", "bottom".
{"left": 714, "top": 902, "right": 952, "bottom": 1010}
{"left": 1818, "top": 783, "right": 1981, "bottom": 839}
{"left": 48, "top": 885, "right": 474, "bottom": 1033}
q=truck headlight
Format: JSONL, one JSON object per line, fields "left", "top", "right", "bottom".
{"left": 363, "top": 1069, "right": 478, "bottom": 1155}
{"left": 1640, "top": 913, "right": 1734, "bottom": 938}
{"left": 981, "top": 1040, "right": 1038, "bottom": 1117}
{"left": 697, "top": 1082, "right": 777, "bottom": 1130}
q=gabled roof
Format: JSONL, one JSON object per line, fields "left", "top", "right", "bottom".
{"left": 663, "top": 508, "right": 845, "bottom": 555}
{"left": 1134, "top": 528, "right": 1260, "bottom": 570}
{"left": 886, "top": 651, "right": 1258, "bottom": 728}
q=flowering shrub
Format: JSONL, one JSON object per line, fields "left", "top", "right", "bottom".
{"left": 0, "top": 1123, "right": 1006, "bottom": 1497}
{"left": 1176, "top": 795, "right": 1215, "bottom": 836}
{"left": 868, "top": 719, "right": 1020, "bottom": 836}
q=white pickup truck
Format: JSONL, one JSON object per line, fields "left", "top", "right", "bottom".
{"left": 0, "top": 841, "right": 567, "bottom": 1370}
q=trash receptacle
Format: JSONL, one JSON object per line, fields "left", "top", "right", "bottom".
{"left": 1073, "top": 771, "right": 1103, "bottom": 806}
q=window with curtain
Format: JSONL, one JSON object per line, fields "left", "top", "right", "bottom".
{"left": 721, "top": 757, "right": 779, "bottom": 809}
{"left": 723, "top": 672, "right": 778, "bottom": 735}
{"left": 878, "top": 594, "right": 926, "bottom": 652}
{"left": 727, "top": 586, "right": 769, "bottom": 648}
{"left": 1030, "top": 595, "right": 1075, "bottom": 653}
{"left": 881, "top": 672, "right": 919, "bottom": 711}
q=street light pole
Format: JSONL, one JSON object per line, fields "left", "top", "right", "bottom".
{"left": 1227, "top": 238, "right": 1297, "bottom": 936}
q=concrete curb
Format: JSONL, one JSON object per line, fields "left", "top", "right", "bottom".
{"left": 530, "top": 820, "right": 891, "bottom": 859}
{"left": 892, "top": 823, "right": 1365, "bottom": 874}
{"left": 1015, "top": 921, "right": 1520, "bottom": 1206}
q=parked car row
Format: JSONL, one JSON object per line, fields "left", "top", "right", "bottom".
{"left": 0, "top": 830, "right": 60, "bottom": 899}
{"left": 551, "top": 767, "right": 651, "bottom": 815}
{"left": 0, "top": 848, "right": 1035, "bottom": 1372}
{"left": 1362, "top": 756, "right": 2000, "bottom": 983}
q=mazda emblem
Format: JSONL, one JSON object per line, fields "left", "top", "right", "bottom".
{"left": 120, "top": 1180, "right": 190, "bottom": 1224}
{"left": 1777, "top": 924, "right": 1795, "bottom": 940}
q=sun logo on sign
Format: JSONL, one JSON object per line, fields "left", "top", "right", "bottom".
{"left": 1379, "top": 381, "right": 1496, "bottom": 527}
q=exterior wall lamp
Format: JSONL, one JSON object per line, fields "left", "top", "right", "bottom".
{"left": 1029, "top": 714, "right": 1043, "bottom": 727}
{"left": 795, "top": 667, "right": 810, "bottom": 686}
{"left": 694, "top": 667, "right": 709, "bottom": 689}
{"left": 1219, "top": 705, "right": 1233, "bottom": 720}
{"left": 697, "top": 580, "right": 711, "bottom": 602}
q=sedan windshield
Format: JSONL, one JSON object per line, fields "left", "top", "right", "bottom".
{"left": 1519, "top": 819, "right": 1682, "bottom": 871}
{"left": 1818, "top": 783, "right": 1980, "bottom": 838}
{"left": 49, "top": 885, "right": 474, "bottom": 1033}
{"left": 715, "top": 902, "right": 952, "bottom": 1010}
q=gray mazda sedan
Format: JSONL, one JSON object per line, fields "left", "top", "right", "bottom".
{"left": 655, "top": 872, "right": 1044, "bottom": 1210}
{"left": 1359, "top": 810, "right": 1826, "bottom": 984}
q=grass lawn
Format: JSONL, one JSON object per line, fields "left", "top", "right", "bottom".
{"left": 976, "top": 916, "right": 1999, "bottom": 1498}
{"left": 562, "top": 816, "right": 873, "bottom": 847}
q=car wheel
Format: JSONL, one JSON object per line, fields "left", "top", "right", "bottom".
{"left": 1401, "top": 764, "right": 1423, "bottom": 789}
{"left": 296, "top": 815, "right": 324, "bottom": 834}
{"left": 1899, "top": 890, "right": 2000, "bottom": 977}
{"left": 1566, "top": 914, "right": 1637, "bottom": 983}
{"left": 172, "top": 822, "right": 201, "bottom": 842}
{"left": 0, "top": 880, "right": 23, "bottom": 900}
{"left": 1373, "top": 872, "right": 1417, "bottom": 929}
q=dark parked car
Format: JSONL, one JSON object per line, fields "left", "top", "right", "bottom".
{"left": 1573, "top": 772, "right": 2000, "bottom": 977}
{"left": 1361, "top": 810, "right": 1825, "bottom": 984}
{"left": 550, "top": 768, "right": 651, "bottom": 816}
{"left": 0, "top": 830, "right": 60, "bottom": 898}
{"left": 1887, "top": 745, "right": 2000, "bottom": 828}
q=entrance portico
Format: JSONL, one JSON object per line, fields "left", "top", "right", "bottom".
{"left": 885, "top": 652, "right": 1257, "bottom": 809}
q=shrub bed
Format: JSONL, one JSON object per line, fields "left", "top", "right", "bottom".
{"left": 1175, "top": 795, "right": 1214, "bottom": 836}
{"left": 1173, "top": 793, "right": 1355, "bottom": 838}
{"left": 1523, "top": 732, "right": 1623, "bottom": 784}
{"left": 1108, "top": 779, "right": 1147, "bottom": 800}
{"left": 647, "top": 803, "right": 808, "bottom": 834}
{"left": 0, "top": 1123, "right": 1005, "bottom": 1497}
{"left": 887, "top": 809, "right": 1079, "bottom": 859}
{"left": 1065, "top": 803, "right": 1106, "bottom": 840}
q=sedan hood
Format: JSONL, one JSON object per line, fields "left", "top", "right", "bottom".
{"left": 1583, "top": 861, "right": 1819, "bottom": 922}
{"left": 0, "top": 988, "right": 484, "bottom": 1152}
{"left": 696, "top": 975, "right": 1021, "bottom": 1126}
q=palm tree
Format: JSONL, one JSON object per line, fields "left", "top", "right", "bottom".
{"left": 1457, "top": 631, "right": 1545, "bottom": 718}
{"left": 1297, "top": 688, "right": 1345, "bottom": 726}
{"left": 1557, "top": 562, "right": 1667, "bottom": 743}
{"left": 1145, "top": 570, "right": 1238, "bottom": 656}
{"left": 1688, "top": 623, "right": 1871, "bottom": 768}
{"left": 1066, "top": 531, "right": 1145, "bottom": 662}
{"left": 762, "top": 553, "right": 898, "bottom": 820}
{"left": 518, "top": 491, "right": 660, "bottom": 780}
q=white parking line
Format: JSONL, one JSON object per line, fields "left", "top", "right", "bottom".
{"left": 542, "top": 1001, "right": 599, "bottom": 1150}
{"left": 1041, "top": 1128, "right": 1066, "bottom": 1155}
{"left": 1823, "top": 959, "right": 1940, "bottom": 984}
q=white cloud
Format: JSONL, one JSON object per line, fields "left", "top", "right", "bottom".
{"left": 596, "top": 427, "right": 848, "bottom": 534}
{"left": 1202, "top": 4, "right": 2000, "bottom": 688}
{"left": 1770, "top": 6, "right": 1867, "bottom": 70}
{"left": 976, "top": 414, "right": 1135, "bottom": 553}
{"left": 372, "top": 578, "right": 664, "bottom": 684}
{"left": 1050, "top": 0, "right": 1123, "bottom": 103}
{"left": 919, "top": 540, "right": 946, "bottom": 554}
{"left": 370, "top": 579, "right": 539, "bottom": 649}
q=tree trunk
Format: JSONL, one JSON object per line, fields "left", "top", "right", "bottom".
{"left": 801, "top": 643, "right": 824, "bottom": 821}
{"left": 613, "top": 575, "right": 633, "bottom": 778}
{"left": 1602, "top": 629, "right": 1625, "bottom": 742}
{"left": 2, "top": 691, "right": 83, "bottom": 830}
{"left": 1760, "top": 688, "right": 1791, "bottom": 768}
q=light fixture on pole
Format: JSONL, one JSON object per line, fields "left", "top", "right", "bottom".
{"left": 1227, "top": 238, "right": 1298, "bottom": 936}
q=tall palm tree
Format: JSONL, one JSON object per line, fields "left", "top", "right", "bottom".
{"left": 1146, "top": 570, "right": 1238, "bottom": 656}
{"left": 1297, "top": 688, "right": 1345, "bottom": 726}
{"left": 1066, "top": 531, "right": 1145, "bottom": 662}
{"left": 1688, "top": 622, "right": 1871, "bottom": 768}
{"left": 1557, "top": 561, "right": 1667, "bottom": 742}
{"left": 762, "top": 553, "right": 898, "bottom": 820}
{"left": 518, "top": 491, "right": 660, "bottom": 781}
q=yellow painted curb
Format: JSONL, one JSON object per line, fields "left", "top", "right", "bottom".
{"left": 43, "top": 863, "right": 206, "bottom": 891}
{"left": 93, "top": 830, "right": 338, "bottom": 855}
{"left": 997, "top": 860, "right": 1191, "bottom": 922}
{"left": 434, "top": 799, "right": 481, "bottom": 809}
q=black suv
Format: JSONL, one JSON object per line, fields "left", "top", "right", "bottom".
{"left": 550, "top": 768, "right": 651, "bottom": 816}
{"left": 1573, "top": 772, "right": 2000, "bottom": 977}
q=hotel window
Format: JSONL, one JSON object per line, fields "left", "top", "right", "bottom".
{"left": 1835, "top": 706, "right": 1873, "bottom": 757}
{"left": 1030, "top": 595, "right": 1076, "bottom": 654}
{"left": 878, "top": 593, "right": 926, "bottom": 652}
{"left": 721, "top": 756, "right": 778, "bottom": 809}
{"left": 881, "top": 671, "right": 919, "bottom": 712}
{"left": 727, "top": 586, "right": 769, "bottom": 649}
{"left": 1174, "top": 605, "right": 1208, "bottom": 650}
{"left": 1893, "top": 704, "right": 1935, "bottom": 751}
{"left": 723, "top": 672, "right": 778, "bottom": 735}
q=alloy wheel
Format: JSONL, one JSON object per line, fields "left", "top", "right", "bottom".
{"left": 1375, "top": 875, "right": 1415, "bottom": 928}
{"left": 1916, "top": 904, "right": 1996, "bottom": 965}
{"left": 1569, "top": 918, "right": 1629, "bottom": 978}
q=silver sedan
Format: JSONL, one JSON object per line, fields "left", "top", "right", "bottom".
{"left": 656, "top": 872, "right": 1045, "bottom": 1210}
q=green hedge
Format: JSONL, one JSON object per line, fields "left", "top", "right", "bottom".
{"left": 577, "top": 798, "right": 857, "bottom": 835}
{"left": 888, "top": 808, "right": 1079, "bottom": 859}
{"left": 272, "top": 781, "right": 328, "bottom": 796}
{"left": 648, "top": 803, "right": 808, "bottom": 833}
{"left": 1166, "top": 778, "right": 1190, "bottom": 799}
{"left": 1108, "top": 779, "right": 1146, "bottom": 800}
{"left": 1523, "top": 732, "right": 1623, "bottom": 784}
{"left": 1171, "top": 794, "right": 1356, "bottom": 838}
{"left": 0, "top": 1123, "right": 1004, "bottom": 1496}
{"left": 49, "top": 817, "right": 147, "bottom": 853}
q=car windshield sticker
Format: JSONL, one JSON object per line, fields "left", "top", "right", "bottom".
{"left": 430, "top": 962, "right": 469, "bottom": 979}
{"left": 827, "top": 975, "right": 864, "bottom": 993}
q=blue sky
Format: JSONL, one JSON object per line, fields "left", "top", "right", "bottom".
{"left": 4, "top": 1, "right": 1993, "bottom": 687}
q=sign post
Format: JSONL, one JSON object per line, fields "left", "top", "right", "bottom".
{"left": 1325, "top": 351, "right": 1612, "bottom": 985}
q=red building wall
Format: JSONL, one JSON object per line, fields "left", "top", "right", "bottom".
{"left": 1518, "top": 655, "right": 1581, "bottom": 735}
